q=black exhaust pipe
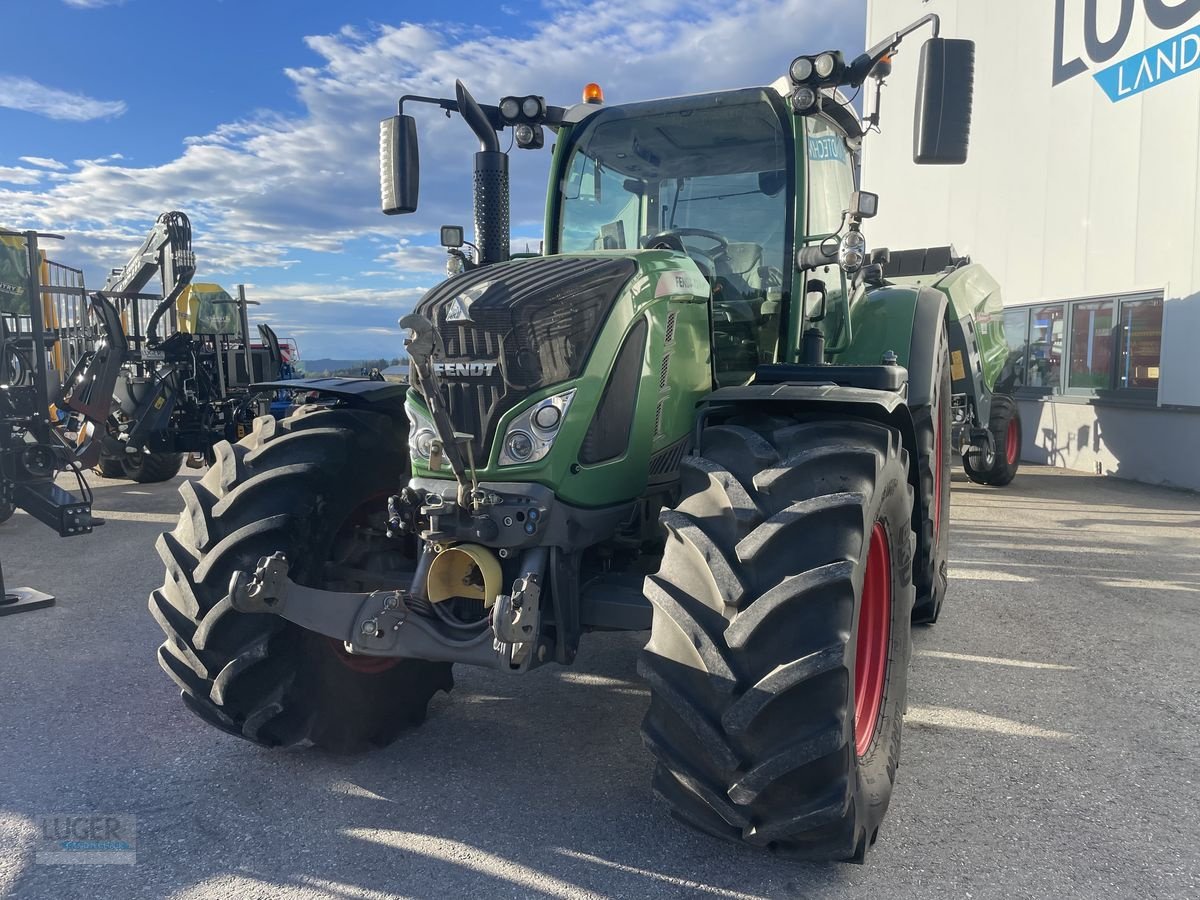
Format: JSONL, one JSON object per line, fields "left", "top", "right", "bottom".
{"left": 455, "top": 80, "right": 509, "bottom": 266}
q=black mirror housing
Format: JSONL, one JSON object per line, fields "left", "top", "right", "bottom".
{"left": 440, "top": 225, "right": 465, "bottom": 248}
{"left": 380, "top": 115, "right": 419, "bottom": 215}
{"left": 913, "top": 37, "right": 975, "bottom": 165}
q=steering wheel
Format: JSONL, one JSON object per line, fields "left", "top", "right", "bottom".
{"left": 641, "top": 228, "right": 730, "bottom": 278}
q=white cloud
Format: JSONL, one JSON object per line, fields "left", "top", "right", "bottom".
{"left": 0, "top": 166, "right": 43, "bottom": 186}
{"left": 18, "top": 156, "right": 68, "bottom": 171}
{"left": 62, "top": 0, "right": 126, "bottom": 8}
{"left": 0, "top": 0, "right": 865, "bottom": 355}
{"left": 0, "top": 76, "right": 126, "bottom": 121}
{"left": 378, "top": 242, "right": 450, "bottom": 275}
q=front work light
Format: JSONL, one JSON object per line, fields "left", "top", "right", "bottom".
{"left": 789, "top": 57, "right": 814, "bottom": 83}
{"left": 499, "top": 97, "right": 521, "bottom": 121}
{"left": 789, "top": 51, "right": 846, "bottom": 86}
{"left": 814, "top": 52, "right": 842, "bottom": 79}
{"left": 521, "top": 95, "right": 545, "bottom": 119}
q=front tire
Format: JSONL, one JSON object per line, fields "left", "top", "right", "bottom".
{"left": 149, "top": 407, "right": 452, "bottom": 752}
{"left": 963, "top": 394, "right": 1021, "bottom": 487}
{"left": 640, "top": 416, "right": 915, "bottom": 860}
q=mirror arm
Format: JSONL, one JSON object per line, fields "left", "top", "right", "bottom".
{"left": 846, "top": 13, "right": 941, "bottom": 85}
{"left": 398, "top": 94, "right": 459, "bottom": 116}
{"left": 398, "top": 92, "right": 506, "bottom": 149}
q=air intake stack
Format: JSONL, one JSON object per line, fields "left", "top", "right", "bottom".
{"left": 456, "top": 81, "right": 510, "bottom": 266}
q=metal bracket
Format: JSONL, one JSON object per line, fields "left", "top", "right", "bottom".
{"left": 493, "top": 573, "right": 542, "bottom": 670}
{"left": 228, "top": 553, "right": 503, "bottom": 668}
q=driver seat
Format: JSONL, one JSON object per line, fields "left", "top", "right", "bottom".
{"left": 719, "top": 242, "right": 764, "bottom": 296}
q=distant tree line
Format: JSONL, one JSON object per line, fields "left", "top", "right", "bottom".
{"left": 307, "top": 357, "right": 403, "bottom": 377}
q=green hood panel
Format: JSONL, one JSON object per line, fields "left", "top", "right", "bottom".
{"left": 408, "top": 251, "right": 712, "bottom": 507}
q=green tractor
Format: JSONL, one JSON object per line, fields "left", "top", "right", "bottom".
{"left": 151, "top": 16, "right": 980, "bottom": 859}
{"left": 881, "top": 248, "right": 1022, "bottom": 487}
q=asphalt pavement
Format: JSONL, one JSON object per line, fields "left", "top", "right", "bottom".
{"left": 1, "top": 465, "right": 1198, "bottom": 899}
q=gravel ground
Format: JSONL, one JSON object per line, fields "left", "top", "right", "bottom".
{"left": 1, "top": 465, "right": 1198, "bottom": 899}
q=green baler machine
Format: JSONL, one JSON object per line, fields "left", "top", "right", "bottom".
{"left": 879, "top": 248, "right": 1022, "bottom": 486}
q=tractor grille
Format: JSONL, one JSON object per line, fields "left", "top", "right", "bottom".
{"left": 414, "top": 256, "right": 637, "bottom": 460}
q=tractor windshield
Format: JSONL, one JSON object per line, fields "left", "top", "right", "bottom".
{"left": 557, "top": 89, "right": 790, "bottom": 272}
{"left": 556, "top": 89, "right": 792, "bottom": 382}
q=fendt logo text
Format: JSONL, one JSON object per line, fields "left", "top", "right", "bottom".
{"left": 1054, "top": 0, "right": 1200, "bottom": 100}
{"left": 432, "top": 361, "right": 499, "bottom": 378}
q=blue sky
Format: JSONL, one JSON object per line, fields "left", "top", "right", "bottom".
{"left": 0, "top": 0, "right": 865, "bottom": 360}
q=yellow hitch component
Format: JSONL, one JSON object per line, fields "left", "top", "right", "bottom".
{"left": 426, "top": 543, "right": 503, "bottom": 607}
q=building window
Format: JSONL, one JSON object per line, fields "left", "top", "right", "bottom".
{"left": 1117, "top": 296, "right": 1163, "bottom": 390}
{"left": 1068, "top": 299, "right": 1115, "bottom": 390}
{"left": 1027, "top": 303, "right": 1065, "bottom": 390}
{"left": 1002, "top": 292, "right": 1163, "bottom": 400}
{"left": 1001, "top": 308, "right": 1030, "bottom": 388}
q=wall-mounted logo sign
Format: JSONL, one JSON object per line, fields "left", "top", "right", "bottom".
{"left": 1054, "top": 0, "right": 1200, "bottom": 100}
{"left": 1094, "top": 23, "right": 1200, "bottom": 100}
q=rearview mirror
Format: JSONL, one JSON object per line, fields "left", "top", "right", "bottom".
{"left": 380, "top": 115, "right": 419, "bottom": 215}
{"left": 913, "top": 37, "right": 975, "bottom": 165}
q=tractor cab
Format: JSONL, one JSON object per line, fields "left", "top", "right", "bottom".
{"left": 549, "top": 88, "right": 792, "bottom": 386}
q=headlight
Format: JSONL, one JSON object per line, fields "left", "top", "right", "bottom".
{"left": 505, "top": 430, "right": 535, "bottom": 462}
{"left": 406, "top": 402, "right": 436, "bottom": 461}
{"left": 839, "top": 229, "right": 867, "bottom": 273}
{"left": 791, "top": 87, "right": 819, "bottom": 113}
{"left": 498, "top": 389, "right": 576, "bottom": 466}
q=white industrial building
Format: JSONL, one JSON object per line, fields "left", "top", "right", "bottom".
{"left": 864, "top": 0, "right": 1200, "bottom": 490}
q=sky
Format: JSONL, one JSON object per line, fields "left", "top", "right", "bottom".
{"left": 0, "top": 0, "right": 865, "bottom": 361}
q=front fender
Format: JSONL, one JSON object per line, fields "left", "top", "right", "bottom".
{"left": 699, "top": 383, "right": 919, "bottom": 494}
{"left": 832, "top": 284, "right": 947, "bottom": 409}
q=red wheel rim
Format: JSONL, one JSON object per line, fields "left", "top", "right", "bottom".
{"left": 327, "top": 637, "right": 401, "bottom": 674}
{"left": 854, "top": 522, "right": 892, "bottom": 757}
{"left": 1004, "top": 417, "right": 1019, "bottom": 466}
{"left": 934, "top": 396, "right": 946, "bottom": 544}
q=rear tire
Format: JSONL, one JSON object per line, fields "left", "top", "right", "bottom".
{"left": 123, "top": 449, "right": 184, "bottom": 484}
{"left": 963, "top": 394, "right": 1021, "bottom": 487}
{"left": 640, "top": 416, "right": 915, "bottom": 860}
{"left": 910, "top": 327, "right": 952, "bottom": 625}
{"left": 149, "top": 407, "right": 452, "bottom": 752}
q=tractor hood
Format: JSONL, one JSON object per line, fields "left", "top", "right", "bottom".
{"left": 411, "top": 255, "right": 639, "bottom": 460}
